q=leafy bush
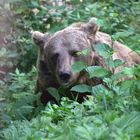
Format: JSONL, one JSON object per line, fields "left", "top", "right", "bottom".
{"left": 0, "top": 0, "right": 140, "bottom": 139}
{"left": 71, "top": 43, "right": 140, "bottom": 112}
{"left": 0, "top": 67, "right": 40, "bottom": 128}
{"left": 1, "top": 98, "right": 140, "bottom": 140}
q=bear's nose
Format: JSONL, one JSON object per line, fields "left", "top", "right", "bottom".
{"left": 59, "top": 71, "right": 71, "bottom": 83}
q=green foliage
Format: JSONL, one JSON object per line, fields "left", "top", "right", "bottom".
{"left": 86, "top": 66, "right": 111, "bottom": 78}
{"left": 71, "top": 42, "right": 140, "bottom": 113}
{"left": 71, "top": 84, "right": 91, "bottom": 93}
{"left": 94, "top": 43, "right": 114, "bottom": 58}
{"left": 47, "top": 87, "right": 60, "bottom": 103}
{"left": 1, "top": 0, "right": 140, "bottom": 139}
{"left": 72, "top": 61, "right": 87, "bottom": 73}
{"left": 0, "top": 67, "right": 39, "bottom": 128}
{"left": 0, "top": 99, "right": 140, "bottom": 140}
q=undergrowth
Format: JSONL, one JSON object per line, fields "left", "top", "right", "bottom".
{"left": 1, "top": 98, "right": 140, "bottom": 140}
{"left": 0, "top": 0, "right": 140, "bottom": 140}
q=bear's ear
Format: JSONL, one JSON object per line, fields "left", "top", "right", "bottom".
{"left": 32, "top": 31, "right": 50, "bottom": 49}
{"left": 80, "top": 19, "right": 99, "bottom": 37}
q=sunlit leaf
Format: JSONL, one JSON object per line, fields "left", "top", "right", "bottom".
{"left": 94, "top": 43, "right": 114, "bottom": 58}
{"left": 86, "top": 66, "right": 110, "bottom": 78}
{"left": 47, "top": 87, "right": 60, "bottom": 103}
{"left": 77, "top": 48, "right": 90, "bottom": 56}
{"left": 72, "top": 61, "right": 88, "bottom": 73}
{"left": 71, "top": 84, "right": 91, "bottom": 93}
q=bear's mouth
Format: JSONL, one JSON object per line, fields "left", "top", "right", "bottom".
{"left": 59, "top": 79, "right": 75, "bottom": 88}
{"left": 61, "top": 82, "right": 69, "bottom": 87}
{"left": 60, "top": 80, "right": 71, "bottom": 87}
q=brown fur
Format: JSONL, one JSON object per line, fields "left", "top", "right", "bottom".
{"left": 32, "top": 19, "right": 140, "bottom": 104}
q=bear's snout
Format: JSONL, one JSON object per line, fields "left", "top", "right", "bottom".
{"left": 59, "top": 71, "right": 71, "bottom": 84}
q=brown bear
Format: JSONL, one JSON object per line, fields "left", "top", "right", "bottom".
{"left": 32, "top": 19, "right": 140, "bottom": 105}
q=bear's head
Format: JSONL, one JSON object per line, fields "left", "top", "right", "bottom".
{"left": 32, "top": 20, "right": 99, "bottom": 87}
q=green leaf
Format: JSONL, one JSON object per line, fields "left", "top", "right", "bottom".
{"left": 15, "top": 68, "right": 20, "bottom": 75}
{"left": 94, "top": 43, "right": 114, "bottom": 58}
{"left": 47, "top": 87, "right": 60, "bottom": 103}
{"left": 123, "top": 67, "right": 135, "bottom": 77}
{"left": 105, "top": 57, "right": 114, "bottom": 68}
{"left": 96, "top": 19, "right": 109, "bottom": 28}
{"left": 111, "top": 71, "right": 125, "bottom": 81}
{"left": 112, "top": 29, "right": 134, "bottom": 40}
{"left": 72, "top": 61, "right": 87, "bottom": 73}
{"left": 31, "top": 1, "right": 39, "bottom": 7}
{"left": 86, "top": 66, "right": 110, "bottom": 78}
{"left": 113, "top": 59, "right": 125, "bottom": 68}
{"left": 71, "top": 84, "right": 91, "bottom": 93}
{"left": 77, "top": 48, "right": 90, "bottom": 56}
{"left": 120, "top": 80, "right": 135, "bottom": 95}
{"left": 105, "top": 58, "right": 124, "bottom": 68}
{"left": 91, "top": 84, "right": 109, "bottom": 96}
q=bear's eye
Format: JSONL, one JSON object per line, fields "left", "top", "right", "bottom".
{"left": 70, "top": 50, "right": 79, "bottom": 57}
{"left": 51, "top": 53, "right": 59, "bottom": 64}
